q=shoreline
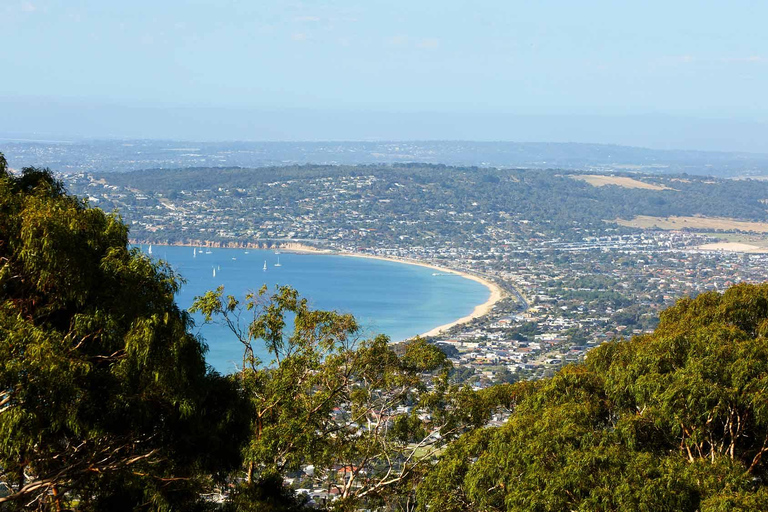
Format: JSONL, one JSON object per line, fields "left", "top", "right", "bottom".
{"left": 273, "top": 246, "right": 506, "bottom": 339}
{"left": 332, "top": 252, "right": 504, "bottom": 339}
{"left": 133, "top": 240, "right": 505, "bottom": 340}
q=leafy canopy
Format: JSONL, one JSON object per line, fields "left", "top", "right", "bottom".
{"left": 0, "top": 157, "right": 248, "bottom": 511}
{"left": 418, "top": 283, "right": 768, "bottom": 512}
{"left": 191, "top": 284, "right": 513, "bottom": 511}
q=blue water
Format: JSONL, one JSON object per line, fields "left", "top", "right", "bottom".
{"left": 146, "top": 246, "right": 489, "bottom": 373}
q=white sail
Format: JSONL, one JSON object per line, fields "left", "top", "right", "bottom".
{"left": 148, "top": 245, "right": 152, "bottom": 255}
{"left": 275, "top": 257, "right": 282, "bottom": 267}
{"left": 263, "top": 260, "right": 267, "bottom": 271}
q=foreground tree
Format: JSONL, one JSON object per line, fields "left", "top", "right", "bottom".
{"left": 0, "top": 156, "right": 248, "bottom": 510}
{"left": 418, "top": 283, "right": 768, "bottom": 511}
{"left": 192, "top": 286, "right": 508, "bottom": 511}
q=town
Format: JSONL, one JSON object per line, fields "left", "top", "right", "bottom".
{"left": 61, "top": 166, "right": 768, "bottom": 387}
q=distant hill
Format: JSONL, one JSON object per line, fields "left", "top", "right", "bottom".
{"left": 62, "top": 164, "right": 768, "bottom": 247}
{"left": 3, "top": 139, "right": 768, "bottom": 177}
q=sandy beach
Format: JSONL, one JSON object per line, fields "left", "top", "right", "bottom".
{"left": 418, "top": 278, "right": 503, "bottom": 338}
{"left": 277, "top": 242, "right": 334, "bottom": 254}
{"left": 279, "top": 244, "right": 505, "bottom": 338}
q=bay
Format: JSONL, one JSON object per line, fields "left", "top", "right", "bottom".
{"left": 146, "top": 245, "right": 490, "bottom": 373}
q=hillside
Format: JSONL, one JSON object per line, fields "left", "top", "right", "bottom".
{"left": 65, "top": 164, "right": 768, "bottom": 248}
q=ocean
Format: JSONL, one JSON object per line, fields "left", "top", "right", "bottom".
{"left": 145, "top": 245, "right": 490, "bottom": 373}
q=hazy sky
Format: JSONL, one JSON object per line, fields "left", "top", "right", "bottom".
{"left": 2, "top": 0, "right": 767, "bottom": 148}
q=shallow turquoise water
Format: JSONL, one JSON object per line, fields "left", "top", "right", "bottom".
{"left": 146, "top": 246, "right": 489, "bottom": 373}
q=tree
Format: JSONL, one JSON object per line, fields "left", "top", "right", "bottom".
{"left": 191, "top": 285, "right": 508, "bottom": 511}
{"left": 0, "top": 158, "right": 248, "bottom": 510}
{"left": 418, "top": 283, "right": 768, "bottom": 511}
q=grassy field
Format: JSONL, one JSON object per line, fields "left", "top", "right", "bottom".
{"left": 696, "top": 242, "right": 768, "bottom": 252}
{"left": 571, "top": 175, "right": 673, "bottom": 190}
{"left": 614, "top": 215, "right": 768, "bottom": 233}
{"left": 698, "top": 232, "right": 768, "bottom": 247}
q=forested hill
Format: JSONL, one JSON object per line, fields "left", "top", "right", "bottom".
{"left": 69, "top": 164, "right": 768, "bottom": 246}
{"left": 91, "top": 165, "right": 768, "bottom": 222}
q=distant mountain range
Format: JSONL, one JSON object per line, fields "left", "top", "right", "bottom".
{"left": 2, "top": 139, "right": 768, "bottom": 177}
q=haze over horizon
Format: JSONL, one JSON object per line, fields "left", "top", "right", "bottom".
{"left": 2, "top": 0, "right": 767, "bottom": 152}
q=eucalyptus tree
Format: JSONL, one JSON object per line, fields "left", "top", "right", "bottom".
{"left": 0, "top": 157, "right": 248, "bottom": 510}
{"left": 418, "top": 283, "right": 768, "bottom": 511}
{"left": 191, "top": 285, "right": 507, "bottom": 511}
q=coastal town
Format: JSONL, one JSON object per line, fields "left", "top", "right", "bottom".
{"left": 300, "top": 230, "right": 768, "bottom": 384}
{"left": 60, "top": 167, "right": 768, "bottom": 387}
{"left": 8, "top": 1, "right": 768, "bottom": 507}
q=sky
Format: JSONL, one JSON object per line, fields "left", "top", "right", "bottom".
{"left": 1, "top": 0, "right": 768, "bottom": 150}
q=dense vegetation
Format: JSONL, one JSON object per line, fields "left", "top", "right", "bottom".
{"left": 6, "top": 153, "right": 768, "bottom": 510}
{"left": 419, "top": 283, "right": 768, "bottom": 511}
{"left": 189, "top": 285, "right": 494, "bottom": 511}
{"left": 68, "top": 164, "right": 768, "bottom": 247}
{"left": 98, "top": 164, "right": 768, "bottom": 223}
{"left": 0, "top": 156, "right": 247, "bottom": 509}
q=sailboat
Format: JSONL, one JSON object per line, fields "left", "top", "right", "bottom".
{"left": 212, "top": 267, "right": 216, "bottom": 278}
{"left": 274, "top": 257, "right": 282, "bottom": 267}
{"left": 148, "top": 245, "right": 152, "bottom": 255}
{"left": 263, "top": 260, "right": 267, "bottom": 271}
{"left": 193, "top": 247, "right": 197, "bottom": 258}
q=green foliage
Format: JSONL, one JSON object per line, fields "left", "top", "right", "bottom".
{"left": 66, "top": 164, "right": 768, "bottom": 250}
{"left": 0, "top": 159, "right": 249, "bottom": 510}
{"left": 14, "top": 149, "right": 768, "bottom": 509}
{"left": 191, "top": 285, "right": 504, "bottom": 510}
{"left": 418, "top": 283, "right": 768, "bottom": 511}
{"left": 223, "top": 473, "right": 316, "bottom": 512}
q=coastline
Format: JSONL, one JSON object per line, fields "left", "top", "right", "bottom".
{"left": 133, "top": 239, "right": 505, "bottom": 340}
{"left": 279, "top": 246, "right": 505, "bottom": 339}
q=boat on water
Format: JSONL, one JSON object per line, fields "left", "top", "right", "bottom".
{"left": 244, "top": 250, "right": 249, "bottom": 254}
{"left": 263, "top": 260, "right": 267, "bottom": 271}
{"left": 274, "top": 257, "right": 282, "bottom": 267}
{"left": 148, "top": 245, "right": 152, "bottom": 255}
{"left": 193, "top": 247, "right": 197, "bottom": 257}
{"left": 212, "top": 267, "right": 216, "bottom": 277}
